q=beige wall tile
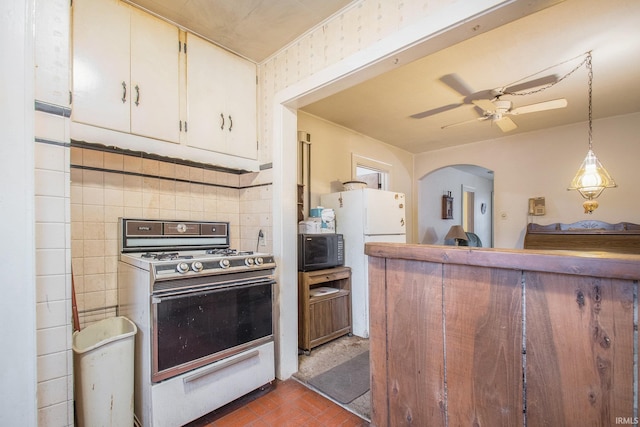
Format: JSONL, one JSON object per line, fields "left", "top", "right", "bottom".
{"left": 82, "top": 204, "right": 104, "bottom": 223}
{"left": 158, "top": 160, "right": 176, "bottom": 178}
{"left": 104, "top": 172, "right": 124, "bottom": 189}
{"left": 104, "top": 152, "right": 124, "bottom": 171}
{"left": 123, "top": 155, "right": 143, "bottom": 173}
{"left": 175, "top": 164, "right": 190, "bottom": 180}
{"left": 142, "top": 158, "right": 159, "bottom": 175}
{"left": 82, "top": 149, "right": 104, "bottom": 168}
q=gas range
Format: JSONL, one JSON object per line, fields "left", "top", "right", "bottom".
{"left": 117, "top": 218, "right": 276, "bottom": 426}
{"left": 119, "top": 218, "right": 275, "bottom": 281}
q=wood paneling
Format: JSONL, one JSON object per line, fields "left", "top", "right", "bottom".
{"left": 526, "top": 272, "right": 635, "bottom": 425}
{"left": 369, "top": 256, "right": 389, "bottom": 425}
{"left": 385, "top": 259, "right": 445, "bottom": 426}
{"left": 366, "top": 243, "right": 640, "bottom": 427}
{"left": 444, "top": 264, "right": 522, "bottom": 427}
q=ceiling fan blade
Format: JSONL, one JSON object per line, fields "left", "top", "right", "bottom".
{"left": 410, "top": 103, "right": 462, "bottom": 119}
{"left": 510, "top": 98, "right": 567, "bottom": 115}
{"left": 440, "top": 74, "right": 474, "bottom": 97}
{"left": 495, "top": 116, "right": 518, "bottom": 132}
{"left": 441, "top": 116, "right": 488, "bottom": 130}
{"left": 472, "top": 99, "right": 496, "bottom": 112}
{"left": 503, "top": 74, "right": 558, "bottom": 94}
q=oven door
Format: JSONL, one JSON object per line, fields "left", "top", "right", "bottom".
{"left": 151, "top": 277, "right": 274, "bottom": 383}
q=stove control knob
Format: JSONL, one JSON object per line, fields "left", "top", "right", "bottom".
{"left": 254, "top": 257, "right": 264, "bottom": 266}
{"left": 192, "top": 261, "right": 204, "bottom": 272}
{"left": 177, "top": 262, "right": 189, "bottom": 274}
{"left": 245, "top": 258, "right": 255, "bottom": 266}
{"left": 219, "top": 259, "right": 231, "bottom": 269}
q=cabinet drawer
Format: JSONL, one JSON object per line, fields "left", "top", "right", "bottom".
{"left": 305, "top": 269, "right": 350, "bottom": 286}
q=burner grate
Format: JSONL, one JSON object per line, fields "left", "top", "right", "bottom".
{"left": 141, "top": 252, "right": 194, "bottom": 261}
{"left": 206, "top": 249, "right": 254, "bottom": 256}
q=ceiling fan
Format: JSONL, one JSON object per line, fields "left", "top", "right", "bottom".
{"left": 441, "top": 97, "right": 568, "bottom": 132}
{"left": 410, "top": 73, "right": 560, "bottom": 119}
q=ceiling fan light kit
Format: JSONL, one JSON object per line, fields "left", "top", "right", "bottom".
{"left": 567, "top": 52, "right": 616, "bottom": 214}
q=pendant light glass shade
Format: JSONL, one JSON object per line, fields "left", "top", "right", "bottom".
{"left": 568, "top": 149, "right": 616, "bottom": 200}
{"left": 567, "top": 52, "right": 616, "bottom": 213}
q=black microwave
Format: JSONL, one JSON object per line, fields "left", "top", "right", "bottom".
{"left": 298, "top": 234, "right": 344, "bottom": 272}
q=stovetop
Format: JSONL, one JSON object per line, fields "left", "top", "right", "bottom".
{"left": 119, "top": 218, "right": 275, "bottom": 281}
{"left": 139, "top": 248, "right": 255, "bottom": 261}
{"left": 120, "top": 248, "right": 276, "bottom": 281}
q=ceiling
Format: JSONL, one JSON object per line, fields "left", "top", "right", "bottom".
{"left": 126, "top": 0, "right": 640, "bottom": 154}
{"left": 123, "top": 0, "right": 354, "bottom": 62}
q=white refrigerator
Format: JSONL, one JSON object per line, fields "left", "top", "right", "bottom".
{"left": 321, "top": 189, "right": 406, "bottom": 338}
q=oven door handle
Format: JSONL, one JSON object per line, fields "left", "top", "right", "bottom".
{"left": 182, "top": 349, "right": 260, "bottom": 385}
{"left": 152, "top": 279, "right": 275, "bottom": 303}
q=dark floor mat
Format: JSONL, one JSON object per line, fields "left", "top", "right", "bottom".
{"left": 307, "top": 351, "right": 370, "bottom": 404}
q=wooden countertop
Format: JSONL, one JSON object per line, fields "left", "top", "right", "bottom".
{"left": 365, "top": 242, "right": 640, "bottom": 281}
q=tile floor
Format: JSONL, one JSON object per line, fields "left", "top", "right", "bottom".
{"left": 186, "top": 379, "right": 369, "bottom": 427}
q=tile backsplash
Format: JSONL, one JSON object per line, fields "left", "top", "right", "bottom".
{"left": 70, "top": 145, "right": 273, "bottom": 326}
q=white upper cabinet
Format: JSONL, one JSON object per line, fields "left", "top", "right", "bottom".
{"left": 70, "top": 0, "right": 259, "bottom": 169}
{"left": 186, "top": 33, "right": 257, "bottom": 159}
{"left": 72, "top": 0, "right": 180, "bottom": 143}
{"left": 129, "top": 8, "right": 180, "bottom": 143}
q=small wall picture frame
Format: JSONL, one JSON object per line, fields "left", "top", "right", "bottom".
{"left": 442, "top": 194, "right": 453, "bottom": 219}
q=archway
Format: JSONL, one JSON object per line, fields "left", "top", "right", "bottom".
{"left": 418, "top": 165, "right": 494, "bottom": 247}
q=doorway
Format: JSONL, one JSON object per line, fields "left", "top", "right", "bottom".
{"left": 462, "top": 185, "right": 475, "bottom": 233}
{"left": 418, "top": 165, "right": 493, "bottom": 247}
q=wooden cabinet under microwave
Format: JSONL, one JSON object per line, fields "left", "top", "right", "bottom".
{"left": 298, "top": 266, "right": 351, "bottom": 353}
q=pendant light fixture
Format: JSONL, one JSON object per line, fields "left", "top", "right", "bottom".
{"left": 567, "top": 52, "right": 616, "bottom": 214}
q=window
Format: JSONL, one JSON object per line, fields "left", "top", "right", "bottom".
{"left": 351, "top": 154, "right": 390, "bottom": 190}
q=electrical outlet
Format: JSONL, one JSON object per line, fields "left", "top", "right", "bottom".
{"left": 258, "top": 229, "right": 266, "bottom": 246}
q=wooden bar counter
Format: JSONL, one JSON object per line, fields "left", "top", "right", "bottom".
{"left": 365, "top": 242, "right": 640, "bottom": 427}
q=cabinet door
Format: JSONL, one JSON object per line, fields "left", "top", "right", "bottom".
{"left": 186, "top": 33, "right": 257, "bottom": 159}
{"left": 72, "top": 0, "right": 130, "bottom": 132}
{"left": 309, "top": 295, "right": 350, "bottom": 342}
{"left": 224, "top": 55, "right": 257, "bottom": 159}
{"left": 130, "top": 8, "right": 180, "bottom": 143}
{"left": 185, "top": 33, "right": 227, "bottom": 154}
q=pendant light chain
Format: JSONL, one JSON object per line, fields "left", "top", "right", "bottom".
{"left": 505, "top": 52, "right": 589, "bottom": 97}
{"left": 587, "top": 52, "right": 593, "bottom": 150}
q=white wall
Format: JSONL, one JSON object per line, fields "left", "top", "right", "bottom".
{"left": 419, "top": 167, "right": 493, "bottom": 246}
{"left": 415, "top": 112, "right": 640, "bottom": 249}
{"left": 1, "top": 0, "right": 38, "bottom": 425}
{"left": 298, "top": 112, "right": 415, "bottom": 241}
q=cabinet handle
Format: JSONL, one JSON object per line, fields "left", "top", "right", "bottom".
{"left": 135, "top": 85, "right": 140, "bottom": 106}
{"left": 228, "top": 115, "right": 233, "bottom": 132}
{"left": 121, "top": 81, "right": 127, "bottom": 103}
{"left": 220, "top": 113, "right": 225, "bottom": 130}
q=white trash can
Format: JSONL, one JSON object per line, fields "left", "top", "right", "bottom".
{"left": 73, "top": 316, "right": 137, "bottom": 427}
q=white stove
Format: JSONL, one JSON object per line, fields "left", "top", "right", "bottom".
{"left": 117, "top": 218, "right": 276, "bottom": 427}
